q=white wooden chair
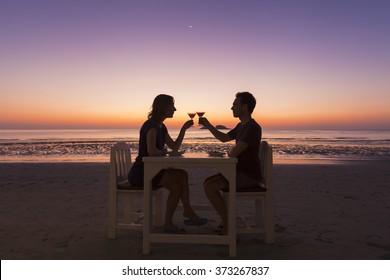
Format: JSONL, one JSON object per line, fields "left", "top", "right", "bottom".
{"left": 107, "top": 141, "right": 163, "bottom": 239}
{"left": 223, "top": 140, "right": 275, "bottom": 243}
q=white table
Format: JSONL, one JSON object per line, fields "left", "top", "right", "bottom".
{"left": 143, "top": 156, "right": 238, "bottom": 257}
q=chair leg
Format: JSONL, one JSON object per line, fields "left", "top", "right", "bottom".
{"left": 264, "top": 198, "right": 275, "bottom": 243}
{"left": 254, "top": 199, "right": 263, "bottom": 228}
{"left": 123, "top": 194, "right": 132, "bottom": 224}
{"left": 107, "top": 193, "right": 117, "bottom": 239}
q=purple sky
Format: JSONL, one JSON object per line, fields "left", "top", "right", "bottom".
{"left": 1, "top": 0, "right": 389, "bottom": 129}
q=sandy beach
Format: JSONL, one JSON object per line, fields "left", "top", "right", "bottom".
{"left": 0, "top": 160, "right": 389, "bottom": 260}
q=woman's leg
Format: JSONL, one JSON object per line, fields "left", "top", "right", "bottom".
{"left": 158, "top": 169, "right": 199, "bottom": 226}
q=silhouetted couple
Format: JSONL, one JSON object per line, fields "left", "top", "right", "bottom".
{"left": 128, "top": 92, "right": 262, "bottom": 234}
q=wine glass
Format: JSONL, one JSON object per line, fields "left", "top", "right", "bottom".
{"left": 187, "top": 112, "right": 196, "bottom": 119}
{"left": 187, "top": 112, "right": 196, "bottom": 128}
{"left": 196, "top": 111, "right": 205, "bottom": 126}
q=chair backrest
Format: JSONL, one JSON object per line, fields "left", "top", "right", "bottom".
{"left": 259, "top": 141, "right": 273, "bottom": 188}
{"left": 110, "top": 141, "right": 132, "bottom": 182}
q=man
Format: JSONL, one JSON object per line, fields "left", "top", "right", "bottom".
{"left": 199, "top": 92, "right": 262, "bottom": 234}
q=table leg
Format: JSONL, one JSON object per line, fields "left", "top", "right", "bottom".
{"left": 143, "top": 166, "right": 160, "bottom": 255}
{"left": 219, "top": 167, "right": 237, "bottom": 258}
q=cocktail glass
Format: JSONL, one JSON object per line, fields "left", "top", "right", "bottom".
{"left": 187, "top": 112, "right": 196, "bottom": 119}
{"left": 196, "top": 112, "right": 205, "bottom": 126}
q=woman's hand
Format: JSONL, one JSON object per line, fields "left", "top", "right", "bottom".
{"left": 162, "top": 147, "right": 168, "bottom": 155}
{"left": 182, "top": 119, "right": 194, "bottom": 130}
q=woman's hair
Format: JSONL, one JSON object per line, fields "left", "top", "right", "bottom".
{"left": 148, "top": 94, "right": 174, "bottom": 121}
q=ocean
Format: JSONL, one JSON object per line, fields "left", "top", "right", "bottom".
{"left": 0, "top": 129, "right": 389, "bottom": 162}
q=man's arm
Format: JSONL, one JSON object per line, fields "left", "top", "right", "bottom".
{"left": 228, "top": 141, "right": 248, "bottom": 157}
{"left": 198, "top": 117, "right": 231, "bottom": 142}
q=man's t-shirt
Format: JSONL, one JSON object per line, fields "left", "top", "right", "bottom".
{"left": 227, "top": 119, "right": 262, "bottom": 180}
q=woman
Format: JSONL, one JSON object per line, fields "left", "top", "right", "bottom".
{"left": 128, "top": 94, "right": 207, "bottom": 233}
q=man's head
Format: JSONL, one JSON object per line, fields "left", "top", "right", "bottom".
{"left": 231, "top": 91, "right": 256, "bottom": 117}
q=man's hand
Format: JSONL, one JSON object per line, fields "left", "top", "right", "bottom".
{"left": 198, "top": 117, "right": 210, "bottom": 127}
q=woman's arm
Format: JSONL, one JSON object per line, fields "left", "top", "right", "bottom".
{"left": 165, "top": 120, "right": 193, "bottom": 151}
{"left": 146, "top": 128, "right": 167, "bottom": 156}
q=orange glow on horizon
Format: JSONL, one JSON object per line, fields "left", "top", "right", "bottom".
{"left": 1, "top": 105, "right": 389, "bottom": 130}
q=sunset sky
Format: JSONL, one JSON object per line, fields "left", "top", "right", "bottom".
{"left": 1, "top": 0, "right": 389, "bottom": 130}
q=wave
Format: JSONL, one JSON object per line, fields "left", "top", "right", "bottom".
{"left": 1, "top": 140, "right": 390, "bottom": 161}
{"left": 1, "top": 129, "right": 390, "bottom": 161}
